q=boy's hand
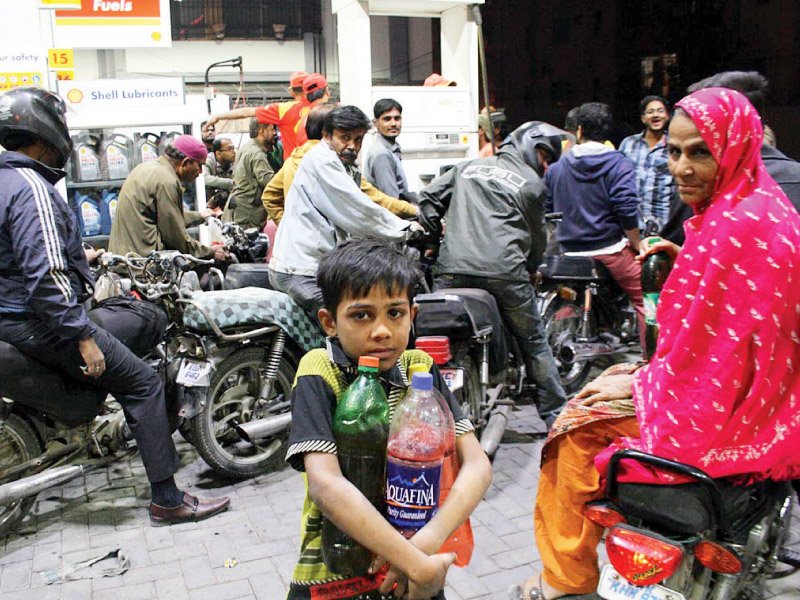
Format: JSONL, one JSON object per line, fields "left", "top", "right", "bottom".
{"left": 409, "top": 552, "right": 456, "bottom": 599}
{"left": 374, "top": 551, "right": 455, "bottom": 599}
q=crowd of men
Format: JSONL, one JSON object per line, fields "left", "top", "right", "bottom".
{"left": 2, "top": 67, "right": 800, "bottom": 538}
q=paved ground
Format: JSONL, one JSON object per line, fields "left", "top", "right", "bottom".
{"left": 0, "top": 405, "right": 798, "bottom": 599}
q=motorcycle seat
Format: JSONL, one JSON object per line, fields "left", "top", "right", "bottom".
{"left": 0, "top": 341, "right": 105, "bottom": 425}
{"left": 414, "top": 288, "right": 508, "bottom": 376}
{"left": 181, "top": 287, "right": 325, "bottom": 353}
{"left": 614, "top": 479, "right": 789, "bottom": 538}
{"left": 539, "top": 254, "right": 610, "bottom": 282}
{"left": 223, "top": 263, "right": 272, "bottom": 291}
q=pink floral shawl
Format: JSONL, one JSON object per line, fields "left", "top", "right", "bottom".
{"left": 596, "top": 88, "right": 800, "bottom": 484}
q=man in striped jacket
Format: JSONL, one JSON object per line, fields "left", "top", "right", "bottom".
{"left": 0, "top": 87, "right": 229, "bottom": 526}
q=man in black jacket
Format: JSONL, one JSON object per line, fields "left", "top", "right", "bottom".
{"left": 418, "top": 122, "right": 572, "bottom": 426}
{"left": 0, "top": 87, "right": 229, "bottom": 526}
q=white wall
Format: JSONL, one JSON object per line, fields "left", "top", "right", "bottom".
{"left": 124, "top": 41, "right": 306, "bottom": 79}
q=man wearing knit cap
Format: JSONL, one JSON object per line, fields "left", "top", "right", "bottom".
{"left": 206, "top": 71, "right": 330, "bottom": 160}
{"left": 109, "top": 134, "right": 228, "bottom": 261}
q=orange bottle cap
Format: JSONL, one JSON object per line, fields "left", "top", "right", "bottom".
{"left": 358, "top": 356, "right": 380, "bottom": 368}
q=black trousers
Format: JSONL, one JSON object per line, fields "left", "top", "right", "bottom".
{"left": 0, "top": 315, "right": 179, "bottom": 483}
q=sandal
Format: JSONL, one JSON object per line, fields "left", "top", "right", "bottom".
{"left": 507, "top": 575, "right": 545, "bottom": 600}
{"left": 508, "top": 575, "right": 601, "bottom": 600}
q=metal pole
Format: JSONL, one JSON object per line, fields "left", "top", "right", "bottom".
{"left": 470, "top": 5, "right": 495, "bottom": 155}
{"left": 204, "top": 56, "right": 243, "bottom": 114}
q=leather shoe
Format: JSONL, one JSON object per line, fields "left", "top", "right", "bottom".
{"left": 149, "top": 492, "right": 230, "bottom": 526}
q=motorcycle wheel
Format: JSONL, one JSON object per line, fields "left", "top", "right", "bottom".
{"left": 189, "top": 347, "right": 295, "bottom": 479}
{"left": 0, "top": 414, "right": 43, "bottom": 537}
{"left": 543, "top": 297, "right": 594, "bottom": 394}
{"left": 458, "top": 355, "right": 485, "bottom": 437}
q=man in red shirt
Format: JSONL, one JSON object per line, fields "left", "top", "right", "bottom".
{"left": 206, "top": 72, "right": 330, "bottom": 160}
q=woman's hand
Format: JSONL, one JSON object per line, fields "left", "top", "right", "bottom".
{"left": 574, "top": 373, "right": 634, "bottom": 406}
{"left": 636, "top": 237, "right": 681, "bottom": 263}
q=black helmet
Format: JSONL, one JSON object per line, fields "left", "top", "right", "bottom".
{"left": 501, "top": 121, "right": 574, "bottom": 177}
{"left": 0, "top": 87, "right": 72, "bottom": 169}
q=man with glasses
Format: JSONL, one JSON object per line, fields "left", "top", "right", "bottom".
{"left": 619, "top": 95, "right": 675, "bottom": 226}
{"left": 203, "top": 137, "right": 236, "bottom": 210}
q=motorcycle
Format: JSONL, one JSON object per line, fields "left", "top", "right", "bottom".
{"left": 586, "top": 449, "right": 800, "bottom": 600}
{"left": 106, "top": 250, "right": 323, "bottom": 479}
{"left": 536, "top": 213, "right": 640, "bottom": 393}
{"left": 0, "top": 340, "right": 140, "bottom": 537}
{"left": 414, "top": 287, "right": 531, "bottom": 458}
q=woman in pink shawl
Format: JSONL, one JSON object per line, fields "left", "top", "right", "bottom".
{"left": 510, "top": 87, "right": 800, "bottom": 600}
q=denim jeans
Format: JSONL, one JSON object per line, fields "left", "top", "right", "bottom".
{"left": 436, "top": 274, "right": 567, "bottom": 424}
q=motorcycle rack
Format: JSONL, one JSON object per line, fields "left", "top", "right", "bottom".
{"left": 175, "top": 299, "right": 280, "bottom": 342}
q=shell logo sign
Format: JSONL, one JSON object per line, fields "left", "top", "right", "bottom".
{"left": 52, "top": 0, "right": 170, "bottom": 48}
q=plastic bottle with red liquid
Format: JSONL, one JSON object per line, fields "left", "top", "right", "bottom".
{"left": 406, "top": 365, "right": 474, "bottom": 566}
{"left": 321, "top": 355, "right": 390, "bottom": 576}
{"left": 385, "top": 372, "right": 446, "bottom": 539}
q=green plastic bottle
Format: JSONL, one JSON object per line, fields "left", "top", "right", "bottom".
{"left": 321, "top": 355, "right": 390, "bottom": 576}
{"left": 641, "top": 236, "right": 674, "bottom": 361}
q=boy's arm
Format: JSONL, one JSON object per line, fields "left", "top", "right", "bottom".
{"left": 411, "top": 432, "right": 491, "bottom": 555}
{"left": 305, "top": 453, "right": 454, "bottom": 598}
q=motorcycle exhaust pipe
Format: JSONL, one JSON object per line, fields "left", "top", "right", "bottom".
{"left": 234, "top": 413, "right": 292, "bottom": 444}
{"left": 560, "top": 340, "right": 628, "bottom": 364}
{"left": 0, "top": 465, "right": 85, "bottom": 505}
{"left": 480, "top": 405, "right": 510, "bottom": 457}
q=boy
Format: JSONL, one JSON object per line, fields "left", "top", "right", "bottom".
{"left": 285, "top": 239, "right": 492, "bottom": 599}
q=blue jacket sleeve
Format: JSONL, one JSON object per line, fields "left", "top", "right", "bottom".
{"left": 607, "top": 155, "right": 640, "bottom": 231}
{"left": 9, "top": 183, "right": 96, "bottom": 342}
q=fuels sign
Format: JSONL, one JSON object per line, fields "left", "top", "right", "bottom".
{"left": 52, "top": 0, "right": 171, "bottom": 48}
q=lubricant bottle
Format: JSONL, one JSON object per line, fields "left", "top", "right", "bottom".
{"left": 100, "top": 133, "right": 134, "bottom": 180}
{"left": 69, "top": 133, "right": 101, "bottom": 182}
{"left": 134, "top": 132, "right": 160, "bottom": 165}
{"left": 74, "top": 191, "right": 101, "bottom": 237}
{"left": 641, "top": 236, "right": 674, "bottom": 361}
{"left": 321, "top": 355, "right": 390, "bottom": 576}
{"left": 99, "top": 189, "right": 119, "bottom": 235}
{"left": 385, "top": 372, "right": 446, "bottom": 539}
{"left": 406, "top": 364, "right": 473, "bottom": 565}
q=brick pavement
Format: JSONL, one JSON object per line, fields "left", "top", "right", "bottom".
{"left": 0, "top": 406, "right": 798, "bottom": 599}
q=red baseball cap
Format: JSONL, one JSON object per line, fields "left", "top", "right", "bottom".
{"left": 303, "top": 73, "right": 328, "bottom": 95}
{"left": 289, "top": 71, "right": 308, "bottom": 88}
{"left": 423, "top": 73, "right": 456, "bottom": 87}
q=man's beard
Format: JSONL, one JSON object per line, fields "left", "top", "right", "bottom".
{"left": 338, "top": 151, "right": 358, "bottom": 166}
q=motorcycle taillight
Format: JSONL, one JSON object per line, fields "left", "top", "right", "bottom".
{"left": 694, "top": 540, "right": 742, "bottom": 574}
{"left": 583, "top": 503, "right": 626, "bottom": 528}
{"left": 606, "top": 525, "right": 683, "bottom": 586}
{"left": 414, "top": 336, "right": 452, "bottom": 365}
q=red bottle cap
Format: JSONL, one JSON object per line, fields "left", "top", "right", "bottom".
{"left": 358, "top": 356, "right": 380, "bottom": 368}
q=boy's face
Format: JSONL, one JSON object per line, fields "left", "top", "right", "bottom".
{"left": 318, "top": 286, "right": 417, "bottom": 372}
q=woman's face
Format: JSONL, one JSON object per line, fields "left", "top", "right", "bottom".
{"left": 667, "top": 113, "right": 719, "bottom": 206}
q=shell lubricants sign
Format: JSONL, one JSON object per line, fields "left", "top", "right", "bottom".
{"left": 52, "top": 0, "right": 171, "bottom": 48}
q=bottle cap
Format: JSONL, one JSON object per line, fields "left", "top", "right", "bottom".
{"left": 407, "top": 364, "right": 429, "bottom": 377}
{"left": 358, "top": 356, "right": 380, "bottom": 369}
{"left": 411, "top": 372, "right": 433, "bottom": 391}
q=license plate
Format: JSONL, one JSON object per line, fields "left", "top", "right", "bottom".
{"left": 440, "top": 368, "right": 464, "bottom": 392}
{"left": 176, "top": 359, "right": 211, "bottom": 387}
{"left": 598, "top": 565, "right": 684, "bottom": 600}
